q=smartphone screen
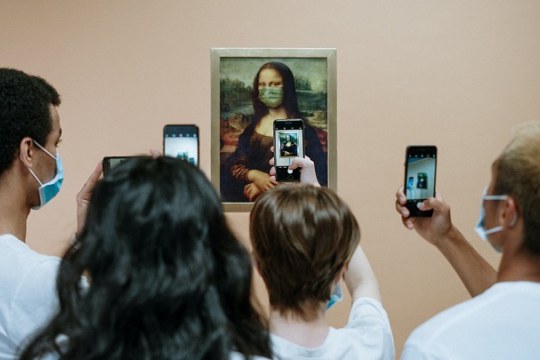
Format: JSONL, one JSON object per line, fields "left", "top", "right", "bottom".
{"left": 404, "top": 146, "right": 437, "bottom": 217}
{"left": 273, "top": 119, "right": 304, "bottom": 182}
{"left": 102, "top": 156, "right": 143, "bottom": 175}
{"left": 163, "top": 125, "right": 199, "bottom": 167}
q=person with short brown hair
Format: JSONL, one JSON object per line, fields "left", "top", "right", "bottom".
{"left": 250, "top": 184, "right": 395, "bottom": 360}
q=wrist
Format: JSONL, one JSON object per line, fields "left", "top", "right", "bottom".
{"left": 434, "top": 226, "right": 464, "bottom": 252}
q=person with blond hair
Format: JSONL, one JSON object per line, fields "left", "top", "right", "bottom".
{"left": 395, "top": 121, "right": 540, "bottom": 359}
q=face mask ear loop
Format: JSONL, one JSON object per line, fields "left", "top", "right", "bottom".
{"left": 27, "top": 167, "right": 44, "bottom": 186}
{"left": 510, "top": 213, "right": 518, "bottom": 227}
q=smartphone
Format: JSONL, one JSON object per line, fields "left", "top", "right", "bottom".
{"left": 273, "top": 119, "right": 305, "bottom": 182}
{"left": 163, "top": 124, "right": 199, "bottom": 167}
{"left": 404, "top": 146, "right": 437, "bottom": 217}
{"left": 102, "top": 156, "right": 143, "bottom": 175}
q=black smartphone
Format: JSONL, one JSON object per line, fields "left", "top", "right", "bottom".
{"left": 102, "top": 156, "right": 143, "bottom": 175}
{"left": 404, "top": 146, "right": 437, "bottom": 217}
{"left": 273, "top": 119, "right": 304, "bottom": 182}
{"left": 163, "top": 124, "right": 199, "bottom": 167}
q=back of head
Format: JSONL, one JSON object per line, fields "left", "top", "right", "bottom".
{"left": 250, "top": 184, "right": 360, "bottom": 319}
{"left": 0, "top": 68, "right": 60, "bottom": 176}
{"left": 494, "top": 121, "right": 540, "bottom": 254}
{"left": 21, "top": 157, "right": 270, "bottom": 360}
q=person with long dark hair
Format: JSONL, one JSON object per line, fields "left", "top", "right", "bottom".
{"left": 222, "top": 61, "right": 327, "bottom": 202}
{"left": 20, "top": 157, "right": 271, "bottom": 360}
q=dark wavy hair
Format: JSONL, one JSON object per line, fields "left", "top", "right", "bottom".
{"left": 0, "top": 68, "right": 60, "bottom": 176}
{"left": 20, "top": 157, "right": 271, "bottom": 360}
{"left": 251, "top": 62, "right": 300, "bottom": 120}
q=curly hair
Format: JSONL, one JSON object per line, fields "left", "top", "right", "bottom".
{"left": 20, "top": 157, "right": 271, "bottom": 360}
{"left": 0, "top": 68, "right": 60, "bottom": 176}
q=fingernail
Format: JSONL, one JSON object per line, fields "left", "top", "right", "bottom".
{"left": 417, "top": 202, "right": 424, "bottom": 209}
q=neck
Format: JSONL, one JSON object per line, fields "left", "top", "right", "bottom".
{"left": 498, "top": 245, "right": 540, "bottom": 283}
{"left": 0, "top": 171, "right": 31, "bottom": 242}
{"left": 267, "top": 106, "right": 288, "bottom": 119}
{"left": 269, "top": 306, "right": 329, "bottom": 348}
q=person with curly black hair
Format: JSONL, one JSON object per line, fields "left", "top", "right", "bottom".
{"left": 20, "top": 157, "right": 272, "bottom": 360}
{"left": 0, "top": 68, "right": 101, "bottom": 359}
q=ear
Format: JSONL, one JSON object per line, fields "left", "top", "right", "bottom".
{"left": 19, "top": 137, "right": 35, "bottom": 168}
{"left": 500, "top": 196, "right": 520, "bottom": 228}
{"left": 334, "top": 266, "right": 346, "bottom": 284}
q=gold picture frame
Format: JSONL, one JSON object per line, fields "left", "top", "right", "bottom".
{"left": 211, "top": 48, "right": 337, "bottom": 211}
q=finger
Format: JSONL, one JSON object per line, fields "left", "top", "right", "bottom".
{"left": 149, "top": 149, "right": 162, "bottom": 158}
{"left": 395, "top": 200, "right": 410, "bottom": 217}
{"left": 269, "top": 166, "right": 276, "bottom": 176}
{"left": 77, "top": 162, "right": 103, "bottom": 201}
{"left": 269, "top": 157, "right": 275, "bottom": 166}
{"left": 288, "top": 157, "right": 308, "bottom": 170}
{"left": 396, "top": 185, "right": 407, "bottom": 205}
{"left": 419, "top": 196, "right": 445, "bottom": 212}
{"left": 405, "top": 217, "right": 415, "bottom": 230}
{"left": 270, "top": 146, "right": 274, "bottom": 154}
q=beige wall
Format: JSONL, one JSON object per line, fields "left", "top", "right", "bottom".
{"left": 2, "top": 0, "right": 540, "bottom": 354}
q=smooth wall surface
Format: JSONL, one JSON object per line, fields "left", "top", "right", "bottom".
{"left": 2, "top": 0, "right": 540, "bottom": 354}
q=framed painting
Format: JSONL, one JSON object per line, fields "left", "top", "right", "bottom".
{"left": 211, "top": 48, "right": 337, "bottom": 211}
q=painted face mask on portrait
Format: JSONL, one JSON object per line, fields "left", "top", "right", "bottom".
{"left": 258, "top": 87, "right": 284, "bottom": 108}
{"left": 26, "top": 140, "right": 64, "bottom": 210}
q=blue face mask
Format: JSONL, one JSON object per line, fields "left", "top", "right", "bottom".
{"left": 326, "top": 283, "right": 343, "bottom": 310}
{"left": 27, "top": 140, "right": 64, "bottom": 210}
{"left": 474, "top": 188, "right": 508, "bottom": 252}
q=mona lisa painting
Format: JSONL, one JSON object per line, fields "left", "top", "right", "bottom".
{"left": 211, "top": 48, "right": 337, "bottom": 211}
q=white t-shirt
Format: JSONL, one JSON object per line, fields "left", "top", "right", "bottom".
{"left": 0, "top": 234, "right": 60, "bottom": 360}
{"left": 401, "top": 281, "right": 540, "bottom": 360}
{"left": 270, "top": 297, "right": 395, "bottom": 360}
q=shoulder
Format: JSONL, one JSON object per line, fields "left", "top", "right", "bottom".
{"left": 0, "top": 234, "right": 61, "bottom": 293}
{"left": 0, "top": 235, "right": 61, "bottom": 345}
{"left": 332, "top": 297, "right": 395, "bottom": 359}
{"left": 403, "top": 282, "right": 540, "bottom": 359}
{"left": 347, "top": 297, "right": 392, "bottom": 329}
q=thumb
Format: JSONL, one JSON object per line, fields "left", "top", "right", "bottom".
{"left": 418, "top": 196, "right": 444, "bottom": 212}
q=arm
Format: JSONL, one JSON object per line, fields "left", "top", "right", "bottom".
{"left": 395, "top": 186, "right": 497, "bottom": 296}
{"left": 344, "top": 245, "right": 382, "bottom": 303}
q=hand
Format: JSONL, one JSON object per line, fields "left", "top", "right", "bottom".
{"left": 149, "top": 148, "right": 162, "bottom": 158}
{"left": 76, "top": 162, "right": 103, "bottom": 236}
{"left": 395, "top": 186, "right": 453, "bottom": 247}
{"left": 247, "top": 169, "right": 277, "bottom": 192}
{"left": 269, "top": 155, "right": 320, "bottom": 186}
{"left": 243, "top": 182, "right": 262, "bottom": 201}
